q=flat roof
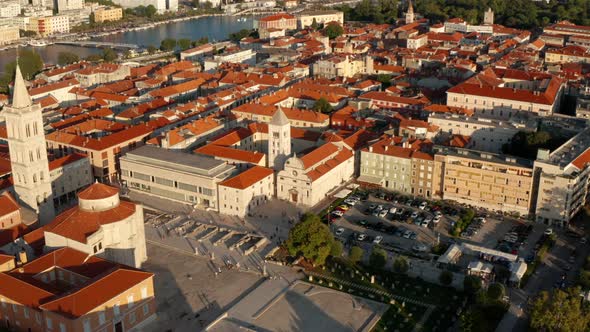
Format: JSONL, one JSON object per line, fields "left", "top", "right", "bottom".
{"left": 122, "top": 145, "right": 233, "bottom": 177}
{"left": 435, "top": 146, "right": 534, "bottom": 168}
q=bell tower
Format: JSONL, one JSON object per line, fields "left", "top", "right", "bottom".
{"left": 267, "top": 106, "right": 291, "bottom": 170}
{"left": 405, "top": 0, "right": 415, "bottom": 24}
{"left": 2, "top": 62, "right": 55, "bottom": 224}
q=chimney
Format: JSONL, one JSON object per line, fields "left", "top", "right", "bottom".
{"left": 18, "top": 250, "right": 27, "bottom": 265}
{"left": 369, "top": 146, "right": 373, "bottom": 152}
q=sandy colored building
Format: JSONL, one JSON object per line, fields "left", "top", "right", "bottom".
{"left": 0, "top": 247, "right": 156, "bottom": 332}
{"left": 218, "top": 166, "right": 274, "bottom": 218}
{"left": 27, "top": 15, "right": 70, "bottom": 36}
{"left": 297, "top": 10, "right": 344, "bottom": 29}
{"left": 312, "top": 54, "right": 374, "bottom": 79}
{"left": 534, "top": 128, "right": 590, "bottom": 226}
{"left": 93, "top": 6, "right": 123, "bottom": 22}
{"left": 120, "top": 145, "right": 236, "bottom": 210}
{"left": 545, "top": 45, "right": 590, "bottom": 64}
{"left": 433, "top": 147, "right": 534, "bottom": 216}
{"left": 446, "top": 69, "right": 564, "bottom": 118}
{"left": 43, "top": 182, "right": 147, "bottom": 268}
{"left": 0, "top": 26, "right": 19, "bottom": 45}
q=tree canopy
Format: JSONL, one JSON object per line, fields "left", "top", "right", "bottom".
{"left": 338, "top": 0, "right": 399, "bottom": 24}
{"left": 486, "top": 283, "right": 505, "bottom": 301}
{"left": 178, "top": 38, "right": 192, "bottom": 50}
{"left": 312, "top": 97, "right": 333, "bottom": 114}
{"left": 101, "top": 48, "right": 117, "bottom": 62}
{"left": 324, "top": 23, "right": 344, "bottom": 39}
{"left": 393, "top": 256, "right": 409, "bottom": 274}
{"left": 530, "top": 287, "right": 590, "bottom": 332}
{"left": 160, "top": 38, "right": 177, "bottom": 51}
{"left": 5, "top": 50, "right": 43, "bottom": 81}
{"left": 463, "top": 275, "right": 482, "bottom": 295}
{"left": 369, "top": 247, "right": 387, "bottom": 269}
{"left": 439, "top": 270, "right": 453, "bottom": 286}
{"left": 57, "top": 52, "right": 80, "bottom": 66}
{"left": 285, "top": 213, "right": 339, "bottom": 266}
{"left": 349, "top": 246, "right": 364, "bottom": 264}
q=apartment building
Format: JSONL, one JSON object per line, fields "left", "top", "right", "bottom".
{"left": 93, "top": 6, "right": 123, "bottom": 22}
{"left": 0, "top": 2, "right": 20, "bottom": 18}
{"left": 0, "top": 247, "right": 156, "bottom": 332}
{"left": 74, "top": 63, "right": 131, "bottom": 87}
{"left": 359, "top": 136, "right": 435, "bottom": 198}
{"left": 218, "top": 166, "right": 275, "bottom": 218}
{"left": 120, "top": 145, "right": 236, "bottom": 210}
{"left": 446, "top": 69, "right": 564, "bottom": 118}
{"left": 312, "top": 54, "right": 374, "bottom": 79}
{"left": 231, "top": 104, "right": 329, "bottom": 129}
{"left": 545, "top": 45, "right": 590, "bottom": 64}
{"left": 297, "top": 10, "right": 344, "bottom": 29}
{"left": 258, "top": 13, "right": 297, "bottom": 31}
{"left": 203, "top": 49, "right": 256, "bottom": 71}
{"left": 433, "top": 147, "right": 535, "bottom": 216}
{"left": 0, "top": 26, "right": 19, "bottom": 45}
{"left": 28, "top": 16, "right": 70, "bottom": 36}
{"left": 427, "top": 113, "right": 537, "bottom": 153}
{"left": 534, "top": 128, "right": 590, "bottom": 226}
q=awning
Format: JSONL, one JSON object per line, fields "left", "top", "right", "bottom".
{"left": 334, "top": 189, "right": 352, "bottom": 199}
{"left": 437, "top": 243, "right": 462, "bottom": 264}
{"left": 356, "top": 175, "right": 383, "bottom": 185}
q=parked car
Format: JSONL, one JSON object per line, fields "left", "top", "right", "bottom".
{"left": 544, "top": 228, "right": 553, "bottom": 236}
{"left": 389, "top": 207, "right": 397, "bottom": 214}
{"left": 337, "top": 205, "right": 350, "bottom": 211}
{"left": 373, "top": 235, "right": 383, "bottom": 244}
{"left": 396, "top": 208, "right": 405, "bottom": 215}
{"left": 411, "top": 211, "right": 419, "bottom": 219}
{"left": 335, "top": 227, "right": 345, "bottom": 236}
{"left": 433, "top": 215, "right": 442, "bottom": 224}
{"left": 419, "top": 202, "right": 428, "bottom": 210}
{"left": 357, "top": 233, "right": 367, "bottom": 241}
{"left": 378, "top": 210, "right": 388, "bottom": 218}
{"left": 331, "top": 210, "right": 344, "bottom": 217}
{"left": 369, "top": 203, "right": 377, "bottom": 210}
{"left": 375, "top": 205, "right": 384, "bottom": 212}
{"left": 412, "top": 243, "right": 428, "bottom": 252}
{"left": 409, "top": 232, "right": 418, "bottom": 240}
{"left": 421, "top": 218, "right": 431, "bottom": 228}
{"left": 403, "top": 230, "right": 413, "bottom": 238}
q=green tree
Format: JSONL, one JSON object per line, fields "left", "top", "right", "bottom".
{"left": 147, "top": 45, "right": 157, "bottom": 54}
{"left": 4, "top": 49, "right": 43, "bottom": 80}
{"left": 192, "top": 37, "right": 209, "bottom": 47}
{"left": 330, "top": 240, "right": 343, "bottom": 258}
{"left": 178, "top": 38, "right": 192, "bottom": 50}
{"left": 460, "top": 309, "right": 474, "bottom": 332}
{"left": 160, "top": 38, "right": 177, "bottom": 51}
{"left": 312, "top": 97, "right": 333, "bottom": 114}
{"left": 324, "top": 23, "right": 344, "bottom": 39}
{"left": 376, "top": 74, "right": 392, "bottom": 86}
{"left": 85, "top": 54, "right": 103, "bottom": 62}
{"left": 310, "top": 18, "right": 319, "bottom": 30}
{"left": 102, "top": 48, "right": 117, "bottom": 62}
{"left": 285, "top": 213, "right": 337, "bottom": 266}
{"left": 123, "top": 50, "right": 133, "bottom": 59}
{"left": 57, "top": 51, "right": 80, "bottom": 66}
{"left": 463, "top": 275, "right": 482, "bottom": 295}
{"left": 145, "top": 4, "right": 157, "bottom": 18}
{"left": 349, "top": 246, "right": 364, "bottom": 264}
{"left": 19, "top": 29, "right": 37, "bottom": 38}
{"left": 439, "top": 270, "right": 453, "bottom": 286}
{"left": 487, "top": 283, "right": 505, "bottom": 301}
{"left": 393, "top": 257, "right": 409, "bottom": 274}
{"left": 530, "top": 287, "right": 590, "bottom": 331}
{"left": 229, "top": 29, "right": 252, "bottom": 42}
{"left": 578, "top": 270, "right": 590, "bottom": 289}
{"left": 369, "top": 247, "right": 387, "bottom": 269}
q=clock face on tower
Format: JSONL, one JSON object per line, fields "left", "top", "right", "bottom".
{"left": 292, "top": 171, "right": 298, "bottom": 176}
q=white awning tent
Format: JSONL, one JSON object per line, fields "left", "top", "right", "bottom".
{"left": 356, "top": 174, "right": 383, "bottom": 185}
{"left": 462, "top": 243, "right": 518, "bottom": 262}
{"left": 334, "top": 189, "right": 352, "bottom": 199}
{"left": 437, "top": 243, "right": 462, "bottom": 264}
{"left": 467, "top": 261, "right": 494, "bottom": 274}
{"left": 510, "top": 260, "right": 528, "bottom": 282}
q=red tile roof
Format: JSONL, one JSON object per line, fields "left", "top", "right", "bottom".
{"left": 0, "top": 192, "right": 19, "bottom": 217}
{"left": 300, "top": 143, "right": 339, "bottom": 169}
{"left": 39, "top": 268, "right": 153, "bottom": 318}
{"left": 78, "top": 182, "right": 119, "bottom": 200}
{"left": 195, "top": 144, "right": 265, "bottom": 164}
{"left": 48, "top": 153, "right": 88, "bottom": 171}
{"left": 219, "top": 166, "right": 274, "bottom": 190}
{"left": 572, "top": 148, "right": 590, "bottom": 170}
